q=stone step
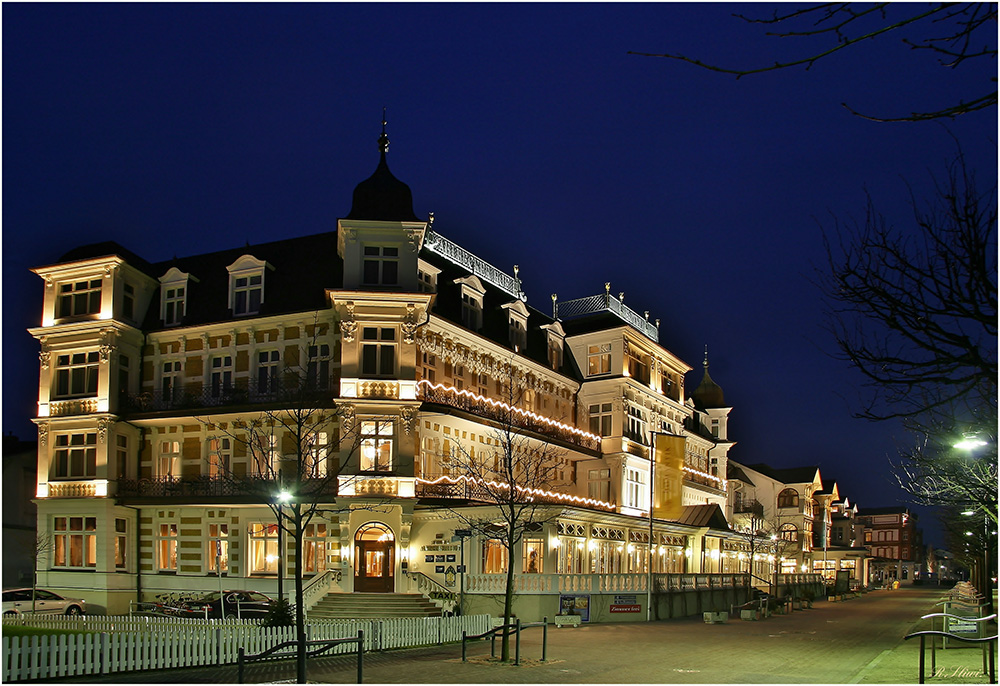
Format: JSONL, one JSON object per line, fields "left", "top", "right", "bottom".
{"left": 307, "top": 593, "right": 441, "bottom": 619}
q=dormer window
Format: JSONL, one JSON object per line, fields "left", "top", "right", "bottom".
{"left": 417, "top": 259, "right": 441, "bottom": 294}
{"left": 58, "top": 279, "right": 102, "bottom": 318}
{"left": 541, "top": 323, "right": 565, "bottom": 371}
{"left": 123, "top": 283, "right": 135, "bottom": 320}
{"left": 159, "top": 267, "right": 196, "bottom": 327}
{"left": 500, "top": 300, "right": 529, "bottom": 352}
{"left": 163, "top": 287, "right": 186, "bottom": 325}
{"left": 233, "top": 274, "right": 262, "bottom": 315}
{"left": 455, "top": 276, "right": 487, "bottom": 332}
{"left": 362, "top": 246, "right": 398, "bottom": 286}
{"left": 227, "top": 255, "right": 271, "bottom": 317}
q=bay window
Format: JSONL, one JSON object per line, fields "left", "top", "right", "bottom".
{"left": 53, "top": 516, "right": 97, "bottom": 568}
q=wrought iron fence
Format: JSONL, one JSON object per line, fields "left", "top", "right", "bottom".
{"left": 124, "top": 376, "right": 336, "bottom": 413}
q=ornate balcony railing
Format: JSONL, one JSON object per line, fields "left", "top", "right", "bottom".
{"left": 459, "top": 572, "right": 751, "bottom": 595}
{"left": 124, "top": 376, "right": 337, "bottom": 414}
{"left": 116, "top": 475, "right": 339, "bottom": 500}
{"left": 417, "top": 381, "right": 602, "bottom": 452}
{"left": 415, "top": 476, "right": 616, "bottom": 511}
{"left": 47, "top": 398, "right": 100, "bottom": 417}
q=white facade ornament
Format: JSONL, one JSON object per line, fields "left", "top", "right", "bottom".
{"left": 97, "top": 417, "right": 114, "bottom": 444}
{"left": 401, "top": 304, "right": 419, "bottom": 344}
{"left": 340, "top": 302, "right": 357, "bottom": 343}
{"left": 405, "top": 229, "right": 423, "bottom": 254}
{"left": 38, "top": 423, "right": 48, "bottom": 447}
{"left": 99, "top": 329, "right": 116, "bottom": 362}
{"left": 399, "top": 406, "right": 416, "bottom": 435}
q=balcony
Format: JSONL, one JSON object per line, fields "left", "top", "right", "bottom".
{"left": 124, "top": 376, "right": 337, "bottom": 414}
{"left": 116, "top": 475, "right": 339, "bottom": 501}
{"left": 417, "top": 381, "right": 601, "bottom": 452}
{"left": 415, "top": 477, "right": 616, "bottom": 511}
{"left": 45, "top": 397, "right": 101, "bottom": 417}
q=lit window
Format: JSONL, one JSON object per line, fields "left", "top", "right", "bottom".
{"left": 58, "top": 279, "right": 102, "bottom": 318}
{"left": 54, "top": 351, "right": 99, "bottom": 399}
{"left": 53, "top": 516, "right": 97, "bottom": 569}
{"left": 249, "top": 522, "right": 279, "bottom": 574}
{"left": 779, "top": 524, "right": 799, "bottom": 542}
{"left": 587, "top": 344, "right": 611, "bottom": 376}
{"left": 207, "top": 436, "right": 232, "bottom": 477}
{"left": 304, "top": 432, "right": 329, "bottom": 478}
{"left": 777, "top": 488, "right": 800, "bottom": 509}
{"left": 522, "top": 538, "right": 544, "bottom": 574}
{"left": 303, "top": 523, "right": 328, "bottom": 574}
{"left": 509, "top": 317, "right": 526, "bottom": 350}
{"left": 482, "top": 539, "right": 509, "bottom": 574}
{"left": 157, "top": 522, "right": 178, "bottom": 571}
{"left": 252, "top": 433, "right": 279, "bottom": 477}
{"left": 588, "top": 468, "right": 610, "bottom": 501}
{"left": 624, "top": 467, "right": 646, "bottom": 510}
{"left": 361, "top": 328, "right": 396, "bottom": 377}
{"left": 363, "top": 246, "right": 398, "bottom": 286}
{"left": 360, "top": 420, "right": 393, "bottom": 472}
{"left": 159, "top": 440, "right": 181, "bottom": 478}
{"left": 52, "top": 433, "right": 98, "bottom": 480}
{"left": 115, "top": 518, "right": 128, "bottom": 570}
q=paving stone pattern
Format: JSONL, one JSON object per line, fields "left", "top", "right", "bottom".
{"left": 37, "top": 587, "right": 997, "bottom": 684}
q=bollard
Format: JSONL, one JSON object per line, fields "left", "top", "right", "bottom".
{"left": 461, "top": 631, "right": 467, "bottom": 662}
{"left": 237, "top": 647, "right": 245, "bottom": 684}
{"left": 515, "top": 618, "right": 521, "bottom": 666}
{"left": 542, "top": 617, "right": 548, "bottom": 662}
{"left": 357, "top": 630, "right": 364, "bottom": 684}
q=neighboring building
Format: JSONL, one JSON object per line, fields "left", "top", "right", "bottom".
{"left": 857, "top": 506, "right": 922, "bottom": 584}
{"left": 3, "top": 435, "right": 39, "bottom": 586}
{"left": 27, "top": 126, "right": 825, "bottom": 618}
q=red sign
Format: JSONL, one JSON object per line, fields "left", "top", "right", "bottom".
{"left": 610, "top": 604, "right": 641, "bottom": 613}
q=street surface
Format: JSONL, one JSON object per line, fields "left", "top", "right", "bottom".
{"left": 42, "top": 586, "right": 997, "bottom": 684}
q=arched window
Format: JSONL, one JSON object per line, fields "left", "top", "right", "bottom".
{"left": 779, "top": 523, "right": 799, "bottom": 542}
{"left": 777, "top": 488, "right": 799, "bottom": 509}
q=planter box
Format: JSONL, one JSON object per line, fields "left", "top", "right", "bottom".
{"left": 703, "top": 611, "right": 728, "bottom": 624}
{"left": 740, "top": 609, "right": 759, "bottom": 621}
{"left": 554, "top": 615, "right": 581, "bottom": 628}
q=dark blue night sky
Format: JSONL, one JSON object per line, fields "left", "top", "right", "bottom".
{"left": 4, "top": 3, "right": 996, "bottom": 545}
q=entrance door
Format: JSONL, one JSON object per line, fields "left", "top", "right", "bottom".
{"left": 354, "top": 523, "right": 394, "bottom": 593}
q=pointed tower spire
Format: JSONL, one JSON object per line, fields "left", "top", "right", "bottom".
{"left": 346, "top": 110, "right": 418, "bottom": 221}
{"left": 691, "top": 344, "right": 726, "bottom": 409}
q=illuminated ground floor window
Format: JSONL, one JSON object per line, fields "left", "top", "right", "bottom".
{"left": 53, "top": 516, "right": 97, "bottom": 568}
{"left": 249, "top": 522, "right": 279, "bottom": 574}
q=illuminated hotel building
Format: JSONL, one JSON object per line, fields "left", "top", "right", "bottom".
{"left": 29, "top": 126, "right": 819, "bottom": 619}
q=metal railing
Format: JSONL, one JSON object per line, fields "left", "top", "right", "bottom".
{"left": 237, "top": 632, "right": 364, "bottom": 684}
{"left": 117, "top": 475, "right": 338, "bottom": 500}
{"left": 461, "top": 618, "right": 547, "bottom": 666}
{"left": 417, "top": 383, "right": 601, "bottom": 452}
{"left": 125, "top": 376, "right": 337, "bottom": 413}
{"left": 557, "top": 292, "right": 659, "bottom": 342}
{"left": 905, "top": 614, "right": 998, "bottom": 684}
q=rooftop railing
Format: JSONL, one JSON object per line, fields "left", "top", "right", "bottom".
{"left": 124, "top": 376, "right": 337, "bottom": 414}
{"left": 556, "top": 292, "right": 659, "bottom": 342}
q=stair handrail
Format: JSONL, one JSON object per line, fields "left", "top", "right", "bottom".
{"left": 302, "top": 569, "right": 342, "bottom": 611}
{"left": 405, "top": 570, "right": 457, "bottom": 607}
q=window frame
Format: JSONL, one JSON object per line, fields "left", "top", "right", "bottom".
{"left": 53, "top": 516, "right": 98, "bottom": 569}
{"left": 360, "top": 419, "right": 394, "bottom": 472}
{"left": 362, "top": 245, "right": 399, "bottom": 286}
{"left": 53, "top": 351, "right": 100, "bottom": 399}
{"left": 361, "top": 327, "right": 397, "bottom": 378}
{"left": 57, "top": 279, "right": 102, "bottom": 319}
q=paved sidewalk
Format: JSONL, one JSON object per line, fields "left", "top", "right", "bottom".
{"left": 35, "top": 586, "right": 997, "bottom": 684}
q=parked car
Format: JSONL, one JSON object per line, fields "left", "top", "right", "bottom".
{"left": 174, "top": 590, "right": 273, "bottom": 619}
{"left": 3, "top": 588, "right": 86, "bottom": 616}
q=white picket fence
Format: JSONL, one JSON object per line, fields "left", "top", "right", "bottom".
{"left": 2, "top": 614, "right": 492, "bottom": 681}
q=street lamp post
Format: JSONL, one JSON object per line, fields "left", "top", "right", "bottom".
{"left": 276, "top": 489, "right": 292, "bottom": 604}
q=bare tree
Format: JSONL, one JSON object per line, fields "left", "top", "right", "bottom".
{"left": 30, "top": 534, "right": 54, "bottom": 614}
{"left": 730, "top": 505, "right": 800, "bottom": 591}
{"left": 429, "top": 362, "right": 569, "bottom": 662}
{"left": 199, "top": 333, "right": 382, "bottom": 683}
{"left": 819, "top": 151, "right": 997, "bottom": 523}
{"left": 630, "top": 3, "right": 997, "bottom": 122}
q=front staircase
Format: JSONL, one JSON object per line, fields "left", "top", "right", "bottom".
{"left": 308, "top": 593, "right": 442, "bottom": 620}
